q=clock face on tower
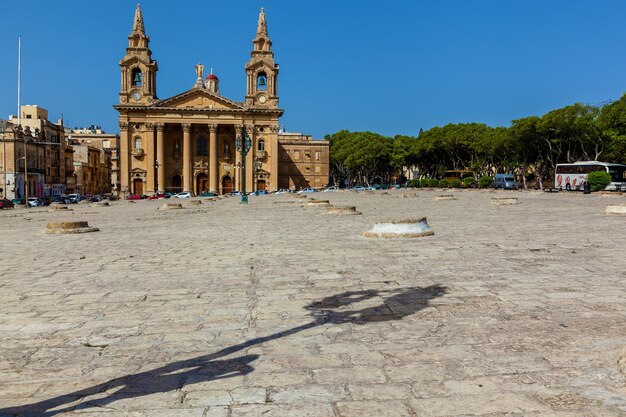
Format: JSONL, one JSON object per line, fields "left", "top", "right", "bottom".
{"left": 258, "top": 94, "right": 267, "bottom": 104}
{"left": 132, "top": 91, "right": 142, "bottom": 101}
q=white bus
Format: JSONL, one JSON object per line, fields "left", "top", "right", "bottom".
{"left": 555, "top": 161, "right": 626, "bottom": 191}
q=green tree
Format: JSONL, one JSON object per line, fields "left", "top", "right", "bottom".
{"left": 598, "top": 94, "right": 626, "bottom": 164}
{"left": 588, "top": 171, "right": 611, "bottom": 191}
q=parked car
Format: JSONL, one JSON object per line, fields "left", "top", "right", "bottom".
{"left": 0, "top": 198, "right": 15, "bottom": 209}
{"left": 369, "top": 184, "right": 383, "bottom": 190}
{"left": 127, "top": 194, "right": 142, "bottom": 200}
{"left": 27, "top": 197, "right": 44, "bottom": 207}
{"left": 67, "top": 194, "right": 83, "bottom": 204}
{"left": 50, "top": 195, "right": 67, "bottom": 204}
{"left": 200, "top": 191, "right": 217, "bottom": 197}
{"left": 323, "top": 186, "right": 339, "bottom": 192}
{"left": 176, "top": 192, "right": 195, "bottom": 199}
{"left": 297, "top": 188, "right": 316, "bottom": 194}
{"left": 149, "top": 192, "right": 166, "bottom": 200}
{"left": 11, "top": 198, "right": 25, "bottom": 206}
{"left": 493, "top": 174, "right": 518, "bottom": 190}
{"left": 275, "top": 189, "right": 292, "bottom": 194}
{"left": 351, "top": 186, "right": 366, "bottom": 192}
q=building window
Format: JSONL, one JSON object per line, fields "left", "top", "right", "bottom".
{"left": 258, "top": 139, "right": 265, "bottom": 151}
{"left": 257, "top": 72, "right": 267, "bottom": 90}
{"left": 197, "top": 136, "right": 207, "bottom": 156}
{"left": 131, "top": 68, "right": 143, "bottom": 86}
{"left": 294, "top": 150, "right": 300, "bottom": 160}
{"left": 316, "top": 151, "right": 321, "bottom": 161}
{"left": 133, "top": 137, "right": 142, "bottom": 149}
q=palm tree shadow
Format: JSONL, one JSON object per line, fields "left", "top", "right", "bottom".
{"left": 0, "top": 285, "right": 446, "bottom": 416}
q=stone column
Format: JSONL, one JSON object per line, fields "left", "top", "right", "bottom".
{"left": 209, "top": 124, "right": 218, "bottom": 193}
{"left": 156, "top": 123, "right": 165, "bottom": 193}
{"left": 235, "top": 125, "right": 242, "bottom": 192}
{"left": 182, "top": 123, "right": 192, "bottom": 192}
{"left": 146, "top": 123, "right": 155, "bottom": 194}
{"left": 119, "top": 121, "right": 129, "bottom": 197}
{"left": 270, "top": 125, "right": 279, "bottom": 192}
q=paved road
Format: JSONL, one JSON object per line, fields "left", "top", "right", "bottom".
{"left": 0, "top": 189, "right": 625, "bottom": 416}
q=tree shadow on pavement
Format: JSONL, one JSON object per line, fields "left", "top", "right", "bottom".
{"left": 0, "top": 285, "right": 446, "bottom": 416}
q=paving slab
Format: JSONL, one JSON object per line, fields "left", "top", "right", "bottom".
{"left": 0, "top": 190, "right": 625, "bottom": 416}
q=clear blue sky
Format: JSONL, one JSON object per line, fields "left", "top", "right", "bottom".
{"left": 1, "top": 0, "right": 626, "bottom": 138}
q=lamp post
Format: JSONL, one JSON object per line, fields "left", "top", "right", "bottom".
{"left": 1, "top": 121, "right": 6, "bottom": 199}
{"left": 253, "top": 159, "right": 262, "bottom": 195}
{"left": 23, "top": 136, "right": 28, "bottom": 204}
{"left": 235, "top": 127, "right": 252, "bottom": 204}
{"left": 155, "top": 160, "right": 160, "bottom": 195}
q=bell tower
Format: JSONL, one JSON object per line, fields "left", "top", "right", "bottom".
{"left": 245, "top": 8, "right": 279, "bottom": 108}
{"left": 119, "top": 4, "right": 158, "bottom": 105}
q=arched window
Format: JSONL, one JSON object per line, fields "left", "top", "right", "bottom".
{"left": 258, "top": 139, "right": 265, "bottom": 151}
{"left": 257, "top": 72, "right": 267, "bottom": 90}
{"left": 197, "top": 136, "right": 208, "bottom": 156}
{"left": 133, "top": 137, "right": 142, "bottom": 149}
{"left": 131, "top": 68, "right": 143, "bottom": 87}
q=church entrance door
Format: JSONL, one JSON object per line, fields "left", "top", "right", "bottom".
{"left": 196, "top": 173, "right": 208, "bottom": 195}
{"left": 222, "top": 176, "right": 233, "bottom": 194}
{"left": 171, "top": 175, "right": 182, "bottom": 192}
{"left": 258, "top": 180, "right": 266, "bottom": 191}
{"left": 133, "top": 178, "right": 143, "bottom": 195}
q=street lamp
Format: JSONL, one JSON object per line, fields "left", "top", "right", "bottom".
{"left": 155, "top": 160, "right": 160, "bottom": 194}
{"left": 235, "top": 127, "right": 252, "bottom": 204}
{"left": 0, "top": 122, "right": 6, "bottom": 199}
{"left": 253, "top": 159, "right": 262, "bottom": 195}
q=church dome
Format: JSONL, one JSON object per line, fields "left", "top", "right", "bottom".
{"left": 206, "top": 73, "right": 218, "bottom": 80}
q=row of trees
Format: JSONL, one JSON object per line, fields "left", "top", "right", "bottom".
{"left": 327, "top": 94, "right": 626, "bottom": 189}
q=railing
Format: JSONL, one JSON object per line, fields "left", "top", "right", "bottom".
{"left": 131, "top": 148, "right": 144, "bottom": 157}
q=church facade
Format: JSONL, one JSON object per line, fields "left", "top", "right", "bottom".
{"left": 115, "top": 5, "right": 329, "bottom": 196}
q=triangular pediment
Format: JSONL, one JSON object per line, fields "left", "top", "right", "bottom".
{"left": 120, "top": 54, "right": 151, "bottom": 66}
{"left": 246, "top": 59, "right": 273, "bottom": 71}
{"left": 153, "top": 89, "right": 245, "bottom": 110}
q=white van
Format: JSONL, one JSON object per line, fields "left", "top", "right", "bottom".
{"left": 493, "top": 174, "right": 517, "bottom": 190}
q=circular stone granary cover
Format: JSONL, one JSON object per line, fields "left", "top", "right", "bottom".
{"left": 363, "top": 217, "right": 434, "bottom": 238}
{"left": 45, "top": 221, "right": 99, "bottom": 234}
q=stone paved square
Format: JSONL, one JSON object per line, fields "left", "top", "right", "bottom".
{"left": 0, "top": 190, "right": 625, "bottom": 416}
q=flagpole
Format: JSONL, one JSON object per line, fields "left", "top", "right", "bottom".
{"left": 18, "top": 35, "right": 28, "bottom": 204}
{"left": 17, "top": 35, "right": 21, "bottom": 127}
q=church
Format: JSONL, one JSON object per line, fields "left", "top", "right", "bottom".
{"left": 115, "top": 5, "right": 329, "bottom": 196}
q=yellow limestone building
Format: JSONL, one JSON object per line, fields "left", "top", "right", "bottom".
{"left": 115, "top": 5, "right": 329, "bottom": 196}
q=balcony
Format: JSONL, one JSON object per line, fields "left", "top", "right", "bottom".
{"left": 257, "top": 150, "right": 267, "bottom": 159}
{"left": 131, "top": 148, "right": 144, "bottom": 158}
